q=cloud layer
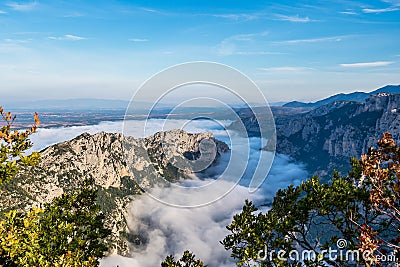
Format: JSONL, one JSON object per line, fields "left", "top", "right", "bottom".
{"left": 48, "top": 34, "right": 87, "bottom": 41}
{"left": 274, "top": 14, "right": 315, "bottom": 23}
{"left": 100, "top": 152, "right": 307, "bottom": 267}
{"left": 6, "top": 1, "right": 37, "bottom": 12}
{"left": 340, "top": 61, "right": 394, "bottom": 68}
{"left": 28, "top": 119, "right": 308, "bottom": 267}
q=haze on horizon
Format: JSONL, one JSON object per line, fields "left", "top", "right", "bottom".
{"left": 0, "top": 0, "right": 399, "bottom": 103}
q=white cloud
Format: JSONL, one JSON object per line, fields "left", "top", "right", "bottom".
{"left": 381, "top": 0, "right": 400, "bottom": 5}
{"left": 0, "top": 38, "right": 30, "bottom": 52}
{"left": 362, "top": 7, "right": 399, "bottom": 13}
{"left": 101, "top": 153, "right": 307, "bottom": 267}
{"left": 274, "top": 14, "right": 316, "bottom": 23}
{"left": 62, "top": 34, "right": 87, "bottom": 41}
{"left": 224, "top": 31, "right": 268, "bottom": 42}
{"left": 217, "top": 31, "right": 269, "bottom": 56}
{"left": 0, "top": 43, "right": 24, "bottom": 52}
{"left": 340, "top": 61, "right": 394, "bottom": 67}
{"left": 129, "top": 38, "right": 149, "bottom": 42}
{"left": 212, "top": 13, "right": 257, "bottom": 21}
{"left": 28, "top": 118, "right": 308, "bottom": 267}
{"left": 339, "top": 11, "right": 358, "bottom": 15}
{"left": 6, "top": 1, "right": 37, "bottom": 11}
{"left": 48, "top": 34, "right": 87, "bottom": 41}
{"left": 0, "top": 10, "right": 7, "bottom": 14}
{"left": 5, "top": 38, "right": 30, "bottom": 42}
{"left": 275, "top": 36, "right": 345, "bottom": 45}
{"left": 139, "top": 7, "right": 162, "bottom": 14}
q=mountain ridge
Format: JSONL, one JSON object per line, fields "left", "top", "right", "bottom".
{"left": 228, "top": 92, "right": 400, "bottom": 176}
{"left": 283, "top": 85, "right": 400, "bottom": 108}
{"left": 0, "top": 129, "right": 229, "bottom": 256}
{"left": 270, "top": 92, "right": 400, "bottom": 176}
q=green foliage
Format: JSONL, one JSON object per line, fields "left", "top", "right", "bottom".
{"left": 161, "top": 251, "right": 206, "bottom": 267}
{"left": 0, "top": 109, "right": 110, "bottom": 266}
{"left": 221, "top": 133, "right": 400, "bottom": 267}
{"left": 0, "top": 107, "right": 40, "bottom": 185}
{"left": 221, "top": 176, "right": 372, "bottom": 266}
{"left": 163, "top": 134, "right": 400, "bottom": 267}
{"left": 0, "top": 180, "right": 111, "bottom": 266}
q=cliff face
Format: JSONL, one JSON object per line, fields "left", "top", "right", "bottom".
{"left": 235, "top": 93, "right": 400, "bottom": 176}
{"left": 274, "top": 93, "right": 400, "bottom": 175}
{"left": 0, "top": 129, "right": 229, "bottom": 255}
{"left": 126, "top": 130, "right": 229, "bottom": 189}
{"left": 283, "top": 84, "right": 400, "bottom": 108}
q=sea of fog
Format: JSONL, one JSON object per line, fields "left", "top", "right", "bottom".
{"left": 29, "top": 119, "right": 308, "bottom": 267}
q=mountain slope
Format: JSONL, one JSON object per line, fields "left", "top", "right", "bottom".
{"left": 228, "top": 93, "right": 400, "bottom": 176}
{"left": 274, "top": 93, "right": 400, "bottom": 175}
{"left": 0, "top": 130, "right": 229, "bottom": 255}
{"left": 283, "top": 85, "right": 400, "bottom": 108}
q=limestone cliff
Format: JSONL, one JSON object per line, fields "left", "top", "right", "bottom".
{"left": 230, "top": 93, "right": 400, "bottom": 176}
{"left": 0, "top": 129, "right": 229, "bottom": 255}
{"left": 272, "top": 93, "right": 400, "bottom": 175}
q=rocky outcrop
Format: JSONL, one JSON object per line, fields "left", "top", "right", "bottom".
{"left": 126, "top": 130, "right": 229, "bottom": 189}
{"left": 274, "top": 93, "right": 400, "bottom": 175}
{"left": 0, "top": 129, "right": 229, "bottom": 256}
{"left": 231, "top": 93, "right": 400, "bottom": 176}
{"left": 283, "top": 84, "right": 400, "bottom": 108}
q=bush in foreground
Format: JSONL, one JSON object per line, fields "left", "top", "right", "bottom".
{"left": 164, "top": 133, "right": 400, "bottom": 266}
{"left": 0, "top": 108, "right": 110, "bottom": 267}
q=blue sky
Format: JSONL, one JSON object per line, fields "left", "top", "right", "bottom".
{"left": 0, "top": 0, "right": 399, "bottom": 102}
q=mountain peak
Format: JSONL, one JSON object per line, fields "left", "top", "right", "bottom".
{"left": 283, "top": 84, "right": 400, "bottom": 108}
{"left": 0, "top": 129, "right": 229, "bottom": 255}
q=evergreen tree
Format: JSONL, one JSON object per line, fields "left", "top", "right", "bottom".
{"left": 165, "top": 133, "right": 400, "bottom": 266}
{"left": 162, "top": 251, "right": 206, "bottom": 267}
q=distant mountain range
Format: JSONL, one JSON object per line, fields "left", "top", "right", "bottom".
{"left": 4, "top": 85, "right": 399, "bottom": 112}
{"left": 273, "top": 93, "right": 400, "bottom": 176}
{"left": 283, "top": 85, "right": 400, "bottom": 108}
{"left": 230, "top": 86, "right": 400, "bottom": 176}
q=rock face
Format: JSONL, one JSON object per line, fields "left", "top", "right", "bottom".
{"left": 283, "top": 84, "right": 400, "bottom": 108}
{"left": 232, "top": 93, "right": 400, "bottom": 176}
{"left": 125, "top": 130, "right": 229, "bottom": 189}
{"left": 0, "top": 129, "right": 229, "bottom": 255}
{"left": 277, "top": 93, "right": 400, "bottom": 175}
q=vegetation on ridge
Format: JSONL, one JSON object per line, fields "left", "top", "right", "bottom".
{"left": 161, "top": 251, "right": 206, "bottom": 267}
{"left": 0, "top": 107, "right": 110, "bottom": 267}
{"left": 164, "top": 133, "right": 400, "bottom": 266}
{"left": 0, "top": 107, "right": 40, "bottom": 185}
{"left": 2, "top": 105, "right": 399, "bottom": 266}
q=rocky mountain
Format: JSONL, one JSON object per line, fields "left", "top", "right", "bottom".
{"left": 283, "top": 84, "right": 400, "bottom": 108}
{"left": 231, "top": 93, "right": 400, "bottom": 177}
{"left": 0, "top": 129, "right": 229, "bottom": 256}
{"left": 277, "top": 93, "right": 400, "bottom": 176}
